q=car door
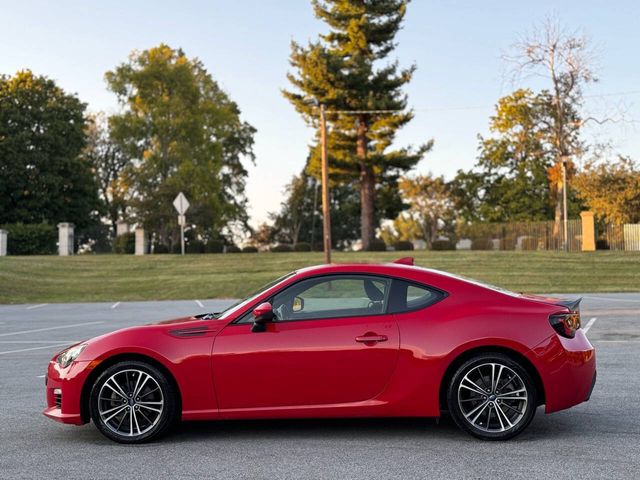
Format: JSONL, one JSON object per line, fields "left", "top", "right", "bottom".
{"left": 212, "top": 274, "right": 400, "bottom": 411}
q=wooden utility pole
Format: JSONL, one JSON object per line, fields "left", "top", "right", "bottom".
{"left": 320, "top": 104, "right": 332, "bottom": 263}
{"left": 561, "top": 156, "right": 569, "bottom": 252}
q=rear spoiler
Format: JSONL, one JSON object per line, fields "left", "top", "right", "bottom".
{"left": 555, "top": 297, "right": 582, "bottom": 312}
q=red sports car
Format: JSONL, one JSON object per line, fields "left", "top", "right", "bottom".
{"left": 44, "top": 258, "right": 596, "bottom": 443}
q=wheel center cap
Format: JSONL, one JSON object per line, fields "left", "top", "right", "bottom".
{"left": 128, "top": 398, "right": 135, "bottom": 406}
{"left": 489, "top": 394, "right": 497, "bottom": 402}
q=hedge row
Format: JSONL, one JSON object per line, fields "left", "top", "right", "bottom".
{"left": 0, "top": 223, "right": 57, "bottom": 255}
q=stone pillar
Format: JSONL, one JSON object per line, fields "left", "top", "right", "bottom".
{"left": 580, "top": 211, "right": 596, "bottom": 252}
{"left": 135, "top": 228, "right": 147, "bottom": 255}
{"left": 57, "top": 223, "right": 74, "bottom": 256}
{"left": 0, "top": 229, "right": 7, "bottom": 256}
{"left": 116, "top": 222, "right": 129, "bottom": 237}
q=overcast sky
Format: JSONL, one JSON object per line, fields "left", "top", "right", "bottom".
{"left": 1, "top": 0, "right": 639, "bottom": 226}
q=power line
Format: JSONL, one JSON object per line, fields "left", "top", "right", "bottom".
{"left": 324, "top": 89, "right": 640, "bottom": 115}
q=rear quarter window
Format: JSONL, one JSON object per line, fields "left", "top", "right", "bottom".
{"left": 388, "top": 279, "right": 445, "bottom": 313}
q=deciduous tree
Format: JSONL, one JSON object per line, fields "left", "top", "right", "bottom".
{"left": 106, "top": 45, "right": 256, "bottom": 247}
{"left": 0, "top": 70, "right": 100, "bottom": 228}
{"left": 573, "top": 157, "right": 640, "bottom": 224}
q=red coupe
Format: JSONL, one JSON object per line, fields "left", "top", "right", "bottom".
{"left": 44, "top": 258, "right": 596, "bottom": 443}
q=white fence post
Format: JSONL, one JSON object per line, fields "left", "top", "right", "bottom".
{"left": 0, "top": 229, "right": 7, "bottom": 256}
{"left": 135, "top": 228, "right": 147, "bottom": 255}
{"left": 57, "top": 223, "right": 74, "bottom": 256}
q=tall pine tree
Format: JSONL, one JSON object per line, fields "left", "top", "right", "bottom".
{"left": 283, "top": 0, "right": 430, "bottom": 249}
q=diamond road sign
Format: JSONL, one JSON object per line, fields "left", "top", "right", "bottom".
{"left": 173, "top": 192, "right": 190, "bottom": 215}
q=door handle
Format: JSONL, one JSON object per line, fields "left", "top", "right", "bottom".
{"left": 355, "top": 334, "right": 388, "bottom": 344}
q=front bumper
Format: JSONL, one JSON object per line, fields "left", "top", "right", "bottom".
{"left": 43, "top": 359, "right": 94, "bottom": 425}
{"left": 526, "top": 330, "right": 596, "bottom": 414}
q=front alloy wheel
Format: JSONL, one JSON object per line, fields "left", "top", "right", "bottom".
{"left": 448, "top": 353, "right": 537, "bottom": 440}
{"left": 90, "top": 360, "right": 178, "bottom": 443}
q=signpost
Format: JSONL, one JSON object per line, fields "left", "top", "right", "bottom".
{"left": 173, "top": 192, "right": 190, "bottom": 255}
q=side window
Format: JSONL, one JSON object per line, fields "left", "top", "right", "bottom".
{"left": 388, "top": 280, "right": 444, "bottom": 313}
{"left": 271, "top": 275, "right": 391, "bottom": 321}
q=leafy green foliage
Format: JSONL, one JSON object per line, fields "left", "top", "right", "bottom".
{"left": 106, "top": 45, "right": 256, "bottom": 247}
{"left": 0, "top": 223, "right": 57, "bottom": 255}
{"left": 0, "top": 71, "right": 101, "bottom": 229}
{"left": 452, "top": 89, "right": 582, "bottom": 223}
{"left": 574, "top": 157, "right": 640, "bottom": 224}
{"left": 113, "top": 232, "right": 135, "bottom": 254}
{"left": 82, "top": 113, "right": 130, "bottom": 236}
{"left": 284, "top": 1, "right": 430, "bottom": 248}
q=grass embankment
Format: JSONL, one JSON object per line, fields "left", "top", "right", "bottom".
{"left": 0, "top": 251, "right": 638, "bottom": 304}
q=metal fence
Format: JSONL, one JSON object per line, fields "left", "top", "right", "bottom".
{"left": 601, "top": 223, "right": 640, "bottom": 251}
{"left": 458, "top": 220, "right": 583, "bottom": 251}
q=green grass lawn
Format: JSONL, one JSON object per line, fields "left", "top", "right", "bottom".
{"left": 1, "top": 251, "right": 639, "bottom": 304}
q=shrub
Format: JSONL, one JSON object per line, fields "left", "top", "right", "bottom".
{"left": 113, "top": 232, "right": 135, "bottom": 254}
{"left": 431, "top": 239, "right": 456, "bottom": 251}
{"left": 393, "top": 241, "right": 414, "bottom": 251}
{"left": 1, "top": 223, "right": 57, "bottom": 255}
{"left": 186, "top": 240, "right": 205, "bottom": 254}
{"left": 293, "top": 242, "right": 311, "bottom": 252}
{"left": 241, "top": 246, "right": 258, "bottom": 253}
{"left": 205, "top": 239, "right": 224, "bottom": 253}
{"left": 226, "top": 245, "right": 241, "bottom": 253}
{"left": 271, "top": 244, "right": 293, "bottom": 252}
{"left": 153, "top": 243, "right": 170, "bottom": 254}
{"left": 367, "top": 240, "right": 387, "bottom": 251}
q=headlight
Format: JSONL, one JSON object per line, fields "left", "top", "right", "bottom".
{"left": 56, "top": 343, "right": 87, "bottom": 368}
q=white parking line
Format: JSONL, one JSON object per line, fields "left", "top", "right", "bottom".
{"left": 0, "top": 321, "right": 103, "bottom": 338}
{"left": 195, "top": 300, "right": 204, "bottom": 308}
{"left": 0, "top": 340, "right": 78, "bottom": 344}
{"left": 583, "top": 317, "right": 597, "bottom": 333}
{"left": 26, "top": 304, "right": 48, "bottom": 310}
{"left": 0, "top": 342, "right": 72, "bottom": 356}
{"left": 111, "top": 302, "right": 121, "bottom": 310}
{"left": 584, "top": 295, "right": 640, "bottom": 304}
{"left": 36, "top": 374, "right": 46, "bottom": 378}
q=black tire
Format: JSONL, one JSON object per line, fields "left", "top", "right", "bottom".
{"left": 447, "top": 353, "right": 537, "bottom": 440}
{"left": 89, "top": 360, "right": 179, "bottom": 444}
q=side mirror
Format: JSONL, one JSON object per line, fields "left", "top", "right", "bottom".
{"left": 251, "top": 302, "right": 274, "bottom": 333}
{"left": 292, "top": 296, "right": 304, "bottom": 312}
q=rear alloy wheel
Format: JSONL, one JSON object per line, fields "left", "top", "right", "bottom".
{"left": 447, "top": 353, "right": 537, "bottom": 440}
{"left": 90, "top": 360, "right": 178, "bottom": 443}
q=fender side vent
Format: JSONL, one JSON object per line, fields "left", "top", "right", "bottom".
{"left": 169, "top": 327, "right": 211, "bottom": 338}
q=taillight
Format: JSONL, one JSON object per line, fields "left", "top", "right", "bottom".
{"left": 549, "top": 312, "right": 581, "bottom": 338}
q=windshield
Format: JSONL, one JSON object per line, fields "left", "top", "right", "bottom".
{"left": 216, "top": 272, "right": 296, "bottom": 320}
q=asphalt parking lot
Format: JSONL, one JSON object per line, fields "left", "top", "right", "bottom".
{"left": 1, "top": 294, "right": 639, "bottom": 479}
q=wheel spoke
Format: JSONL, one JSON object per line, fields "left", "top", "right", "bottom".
{"left": 133, "top": 374, "right": 150, "bottom": 398}
{"left": 132, "top": 409, "right": 141, "bottom": 435}
{"left": 104, "top": 381, "right": 127, "bottom": 400}
{"left": 138, "top": 404, "right": 162, "bottom": 413}
{"left": 494, "top": 365, "right": 504, "bottom": 392}
{"left": 461, "top": 376, "right": 487, "bottom": 396}
{"left": 495, "top": 403, "right": 513, "bottom": 430}
{"left": 464, "top": 400, "right": 489, "bottom": 419}
{"left": 470, "top": 402, "right": 489, "bottom": 425}
{"left": 498, "top": 387, "right": 526, "bottom": 397}
{"left": 103, "top": 405, "right": 127, "bottom": 423}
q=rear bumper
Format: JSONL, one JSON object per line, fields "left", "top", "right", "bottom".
{"left": 43, "top": 359, "right": 92, "bottom": 425}
{"left": 526, "top": 330, "right": 596, "bottom": 414}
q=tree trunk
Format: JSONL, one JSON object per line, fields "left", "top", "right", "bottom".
{"left": 357, "top": 116, "right": 375, "bottom": 250}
